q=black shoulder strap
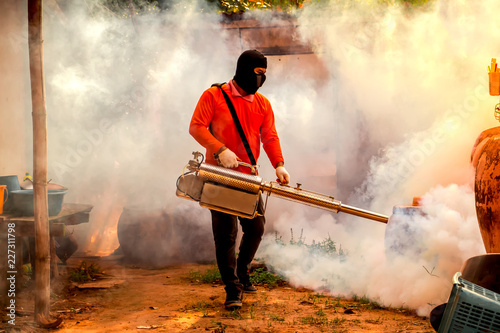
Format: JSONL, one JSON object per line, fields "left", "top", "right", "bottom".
{"left": 213, "top": 83, "right": 256, "bottom": 166}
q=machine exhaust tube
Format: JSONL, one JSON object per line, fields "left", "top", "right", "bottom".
{"left": 181, "top": 152, "right": 389, "bottom": 224}
{"left": 336, "top": 204, "right": 389, "bottom": 223}
{"left": 260, "top": 182, "right": 388, "bottom": 223}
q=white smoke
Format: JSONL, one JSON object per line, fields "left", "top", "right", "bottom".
{"left": 32, "top": 0, "right": 497, "bottom": 314}
{"left": 258, "top": 0, "right": 497, "bottom": 317}
{"left": 42, "top": 0, "right": 234, "bottom": 255}
{"left": 260, "top": 182, "right": 484, "bottom": 316}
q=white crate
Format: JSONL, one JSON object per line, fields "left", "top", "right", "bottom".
{"left": 438, "top": 272, "right": 500, "bottom": 333}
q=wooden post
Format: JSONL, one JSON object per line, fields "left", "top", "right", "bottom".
{"left": 28, "top": 0, "right": 50, "bottom": 322}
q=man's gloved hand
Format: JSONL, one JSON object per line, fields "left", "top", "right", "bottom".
{"left": 276, "top": 166, "right": 290, "bottom": 184}
{"left": 218, "top": 148, "right": 239, "bottom": 168}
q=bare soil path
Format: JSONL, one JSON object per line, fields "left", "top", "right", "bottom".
{"left": 3, "top": 254, "right": 435, "bottom": 332}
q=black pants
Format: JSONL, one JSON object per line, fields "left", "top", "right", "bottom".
{"left": 211, "top": 198, "right": 265, "bottom": 288}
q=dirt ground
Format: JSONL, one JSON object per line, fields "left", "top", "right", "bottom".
{"left": 2, "top": 254, "right": 436, "bottom": 333}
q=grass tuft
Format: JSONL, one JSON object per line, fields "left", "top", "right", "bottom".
{"left": 187, "top": 265, "right": 286, "bottom": 288}
{"left": 69, "top": 262, "right": 102, "bottom": 283}
{"left": 250, "top": 268, "right": 285, "bottom": 288}
{"left": 187, "top": 266, "right": 222, "bottom": 284}
{"left": 300, "top": 315, "right": 346, "bottom": 326}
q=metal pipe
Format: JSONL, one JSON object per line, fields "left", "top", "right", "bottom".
{"left": 186, "top": 154, "right": 389, "bottom": 224}
{"left": 337, "top": 204, "right": 389, "bottom": 223}
{"left": 261, "top": 182, "right": 388, "bottom": 223}
{"left": 261, "top": 182, "right": 342, "bottom": 212}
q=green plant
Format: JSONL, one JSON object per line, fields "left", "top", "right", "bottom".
{"left": 69, "top": 261, "right": 102, "bottom": 282}
{"left": 80, "top": 0, "right": 438, "bottom": 19}
{"left": 223, "top": 309, "right": 243, "bottom": 320}
{"left": 187, "top": 265, "right": 222, "bottom": 284}
{"left": 357, "top": 295, "right": 382, "bottom": 310}
{"left": 210, "top": 320, "right": 227, "bottom": 333}
{"left": 181, "top": 301, "right": 215, "bottom": 317}
{"left": 217, "top": 0, "right": 306, "bottom": 14}
{"left": 359, "top": 295, "right": 372, "bottom": 304}
{"left": 300, "top": 293, "right": 317, "bottom": 305}
{"left": 365, "top": 317, "right": 383, "bottom": 324}
{"left": 300, "top": 315, "right": 326, "bottom": 325}
{"left": 269, "top": 314, "right": 285, "bottom": 322}
{"left": 330, "top": 317, "right": 347, "bottom": 325}
{"left": 301, "top": 315, "right": 346, "bottom": 326}
{"left": 250, "top": 268, "right": 285, "bottom": 288}
{"left": 316, "top": 307, "right": 326, "bottom": 316}
{"left": 275, "top": 229, "right": 348, "bottom": 261}
{"left": 300, "top": 292, "right": 328, "bottom": 305}
{"left": 216, "top": 0, "right": 435, "bottom": 15}
{"left": 324, "top": 297, "right": 340, "bottom": 308}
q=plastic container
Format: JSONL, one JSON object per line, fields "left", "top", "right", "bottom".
{"left": 0, "top": 175, "right": 21, "bottom": 212}
{"left": 10, "top": 189, "right": 68, "bottom": 216}
{"left": 438, "top": 272, "right": 500, "bottom": 332}
{"left": 489, "top": 72, "right": 500, "bottom": 96}
{"left": 0, "top": 185, "right": 7, "bottom": 214}
{"left": 385, "top": 204, "right": 426, "bottom": 258}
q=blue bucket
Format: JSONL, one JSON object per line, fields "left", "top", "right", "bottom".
{"left": 10, "top": 189, "right": 68, "bottom": 216}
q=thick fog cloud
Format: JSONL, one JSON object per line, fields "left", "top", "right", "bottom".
{"left": 33, "top": 0, "right": 497, "bottom": 314}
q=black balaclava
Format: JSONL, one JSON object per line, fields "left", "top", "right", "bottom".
{"left": 233, "top": 50, "right": 267, "bottom": 95}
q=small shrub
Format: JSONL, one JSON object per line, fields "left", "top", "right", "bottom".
{"left": 69, "top": 262, "right": 102, "bottom": 283}
{"left": 181, "top": 301, "right": 212, "bottom": 311}
{"left": 223, "top": 310, "right": 243, "bottom": 320}
{"left": 316, "top": 307, "right": 326, "bottom": 316}
{"left": 187, "top": 265, "right": 222, "bottom": 284}
{"left": 250, "top": 268, "right": 285, "bottom": 288}
{"left": 269, "top": 314, "right": 285, "bottom": 322}
{"left": 301, "top": 315, "right": 346, "bottom": 326}
{"left": 358, "top": 295, "right": 382, "bottom": 310}
{"left": 187, "top": 265, "right": 285, "bottom": 288}
{"left": 210, "top": 320, "right": 227, "bottom": 333}
{"left": 275, "top": 229, "right": 348, "bottom": 260}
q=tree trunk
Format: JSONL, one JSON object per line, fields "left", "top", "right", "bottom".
{"left": 28, "top": 0, "right": 50, "bottom": 321}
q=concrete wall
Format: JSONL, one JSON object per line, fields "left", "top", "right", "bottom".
{"left": 0, "top": 0, "right": 30, "bottom": 179}
{"left": 222, "top": 17, "right": 330, "bottom": 83}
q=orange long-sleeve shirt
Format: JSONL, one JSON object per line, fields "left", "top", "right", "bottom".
{"left": 189, "top": 81, "right": 284, "bottom": 174}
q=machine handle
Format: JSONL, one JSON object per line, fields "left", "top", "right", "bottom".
{"left": 188, "top": 152, "right": 258, "bottom": 176}
{"left": 238, "top": 161, "right": 257, "bottom": 175}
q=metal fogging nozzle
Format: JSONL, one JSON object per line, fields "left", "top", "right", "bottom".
{"left": 185, "top": 152, "right": 389, "bottom": 224}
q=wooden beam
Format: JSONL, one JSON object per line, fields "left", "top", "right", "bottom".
{"left": 27, "top": 0, "right": 50, "bottom": 322}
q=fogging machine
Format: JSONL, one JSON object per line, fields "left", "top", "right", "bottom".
{"left": 176, "top": 152, "right": 389, "bottom": 223}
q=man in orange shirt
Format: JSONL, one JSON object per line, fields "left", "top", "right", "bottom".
{"left": 189, "top": 50, "right": 290, "bottom": 309}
